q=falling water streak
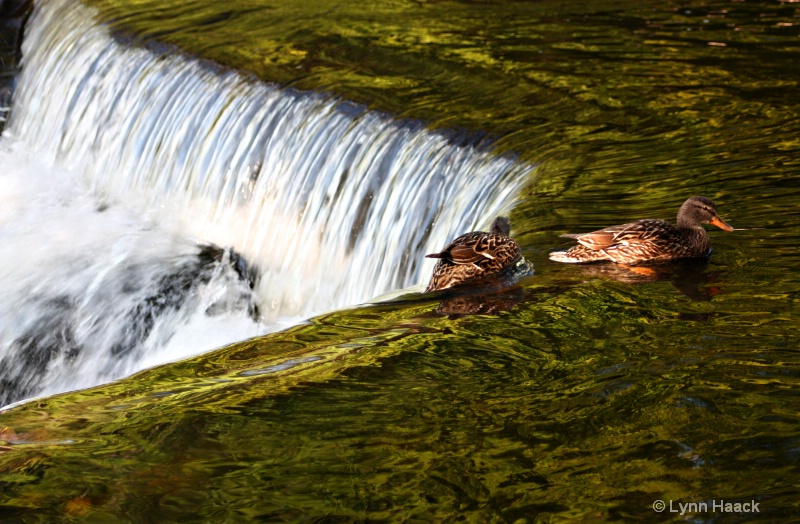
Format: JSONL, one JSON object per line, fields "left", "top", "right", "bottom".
{"left": 0, "top": 0, "right": 534, "bottom": 405}
{"left": 11, "top": 0, "right": 532, "bottom": 316}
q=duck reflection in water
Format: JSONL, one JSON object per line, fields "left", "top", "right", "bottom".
{"left": 564, "top": 257, "right": 722, "bottom": 303}
{"left": 424, "top": 216, "right": 534, "bottom": 316}
{"left": 432, "top": 283, "right": 533, "bottom": 317}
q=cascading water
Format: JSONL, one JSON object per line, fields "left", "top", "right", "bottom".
{"left": 0, "top": 0, "right": 534, "bottom": 407}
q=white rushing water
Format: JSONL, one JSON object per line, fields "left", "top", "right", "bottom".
{"left": 0, "top": 0, "right": 533, "bottom": 406}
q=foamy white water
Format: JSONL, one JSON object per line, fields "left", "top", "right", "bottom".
{"left": 0, "top": 142, "right": 263, "bottom": 405}
{"left": 0, "top": 0, "right": 534, "bottom": 406}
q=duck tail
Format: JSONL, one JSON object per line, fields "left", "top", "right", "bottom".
{"left": 425, "top": 253, "right": 445, "bottom": 259}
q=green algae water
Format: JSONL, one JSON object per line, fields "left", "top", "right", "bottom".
{"left": 2, "top": 0, "right": 800, "bottom": 521}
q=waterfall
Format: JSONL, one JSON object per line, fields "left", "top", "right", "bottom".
{"left": 0, "top": 0, "right": 534, "bottom": 406}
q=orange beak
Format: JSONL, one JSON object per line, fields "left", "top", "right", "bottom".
{"left": 709, "top": 216, "right": 734, "bottom": 232}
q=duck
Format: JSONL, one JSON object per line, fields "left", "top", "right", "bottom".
{"left": 425, "top": 216, "right": 523, "bottom": 292}
{"left": 549, "top": 196, "right": 734, "bottom": 265}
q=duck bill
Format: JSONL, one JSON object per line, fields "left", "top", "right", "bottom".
{"left": 710, "top": 216, "right": 734, "bottom": 232}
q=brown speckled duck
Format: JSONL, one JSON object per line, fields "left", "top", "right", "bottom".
{"left": 425, "top": 216, "right": 522, "bottom": 292}
{"left": 549, "top": 196, "right": 734, "bottom": 265}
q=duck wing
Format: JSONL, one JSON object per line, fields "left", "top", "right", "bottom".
{"left": 426, "top": 232, "right": 495, "bottom": 265}
{"left": 562, "top": 220, "right": 670, "bottom": 251}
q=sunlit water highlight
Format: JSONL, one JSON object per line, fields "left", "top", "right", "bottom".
{"left": 0, "top": 0, "right": 532, "bottom": 406}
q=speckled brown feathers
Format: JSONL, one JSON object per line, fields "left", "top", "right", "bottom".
{"left": 425, "top": 217, "right": 522, "bottom": 292}
{"left": 549, "top": 196, "right": 734, "bottom": 265}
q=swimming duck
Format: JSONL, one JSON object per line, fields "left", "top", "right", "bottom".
{"left": 549, "top": 196, "right": 734, "bottom": 265}
{"left": 425, "top": 216, "right": 522, "bottom": 292}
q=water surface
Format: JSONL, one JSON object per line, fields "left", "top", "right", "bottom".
{"left": 1, "top": 0, "right": 800, "bottom": 521}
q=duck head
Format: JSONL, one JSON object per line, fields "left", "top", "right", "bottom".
{"left": 677, "top": 196, "right": 734, "bottom": 231}
{"left": 490, "top": 216, "right": 511, "bottom": 236}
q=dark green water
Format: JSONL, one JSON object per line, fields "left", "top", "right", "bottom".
{"left": 2, "top": 0, "right": 800, "bottom": 521}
